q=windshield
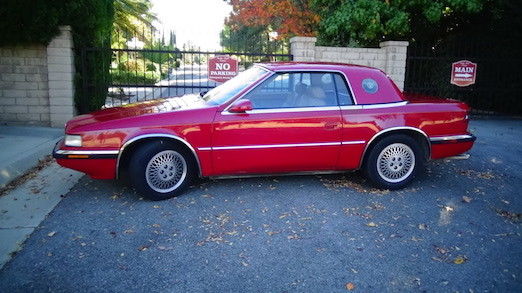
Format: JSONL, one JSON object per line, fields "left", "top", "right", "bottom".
{"left": 203, "top": 66, "right": 270, "bottom": 105}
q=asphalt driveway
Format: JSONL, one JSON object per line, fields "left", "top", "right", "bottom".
{"left": 1, "top": 119, "right": 521, "bottom": 292}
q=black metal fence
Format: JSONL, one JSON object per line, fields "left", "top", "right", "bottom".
{"left": 404, "top": 41, "right": 522, "bottom": 115}
{"left": 80, "top": 47, "right": 292, "bottom": 108}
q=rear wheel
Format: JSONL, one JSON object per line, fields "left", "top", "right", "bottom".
{"left": 363, "top": 134, "right": 425, "bottom": 190}
{"left": 128, "top": 141, "right": 196, "bottom": 200}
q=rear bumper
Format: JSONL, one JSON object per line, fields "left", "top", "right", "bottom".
{"left": 429, "top": 134, "right": 476, "bottom": 159}
{"left": 429, "top": 134, "right": 476, "bottom": 144}
{"left": 52, "top": 139, "right": 118, "bottom": 179}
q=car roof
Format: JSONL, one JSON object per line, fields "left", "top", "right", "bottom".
{"left": 256, "top": 62, "right": 381, "bottom": 72}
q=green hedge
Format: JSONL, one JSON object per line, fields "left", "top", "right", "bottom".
{"left": 0, "top": 0, "right": 114, "bottom": 113}
{"left": 111, "top": 70, "right": 160, "bottom": 85}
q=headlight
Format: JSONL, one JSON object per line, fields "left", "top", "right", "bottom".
{"left": 64, "top": 135, "right": 82, "bottom": 147}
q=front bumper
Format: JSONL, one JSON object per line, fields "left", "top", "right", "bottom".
{"left": 52, "top": 139, "right": 119, "bottom": 179}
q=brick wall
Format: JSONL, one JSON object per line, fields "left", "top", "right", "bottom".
{"left": 290, "top": 37, "right": 408, "bottom": 90}
{"left": 0, "top": 26, "right": 75, "bottom": 127}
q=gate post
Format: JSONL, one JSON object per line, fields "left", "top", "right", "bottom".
{"left": 289, "top": 37, "right": 317, "bottom": 62}
{"left": 379, "top": 41, "right": 409, "bottom": 90}
{"left": 47, "top": 26, "right": 75, "bottom": 127}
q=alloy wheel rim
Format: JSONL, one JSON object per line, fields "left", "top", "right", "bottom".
{"left": 145, "top": 150, "right": 187, "bottom": 193}
{"left": 376, "top": 143, "right": 415, "bottom": 183}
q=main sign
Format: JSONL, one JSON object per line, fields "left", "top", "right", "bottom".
{"left": 208, "top": 55, "right": 238, "bottom": 83}
{"left": 451, "top": 60, "right": 477, "bottom": 87}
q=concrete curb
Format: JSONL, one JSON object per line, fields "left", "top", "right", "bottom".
{"left": 0, "top": 126, "right": 63, "bottom": 187}
{"left": 0, "top": 162, "right": 83, "bottom": 269}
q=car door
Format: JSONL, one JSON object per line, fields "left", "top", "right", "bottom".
{"left": 210, "top": 71, "right": 343, "bottom": 175}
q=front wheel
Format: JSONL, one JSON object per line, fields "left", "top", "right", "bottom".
{"left": 363, "top": 134, "right": 425, "bottom": 190}
{"left": 128, "top": 141, "right": 196, "bottom": 200}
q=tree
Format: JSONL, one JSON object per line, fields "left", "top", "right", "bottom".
{"left": 310, "top": 0, "right": 496, "bottom": 47}
{"left": 226, "top": 0, "right": 319, "bottom": 39}
{"left": 113, "top": 0, "right": 157, "bottom": 45}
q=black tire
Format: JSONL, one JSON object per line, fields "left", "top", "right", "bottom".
{"left": 363, "top": 134, "right": 425, "bottom": 190}
{"left": 128, "top": 140, "right": 197, "bottom": 200}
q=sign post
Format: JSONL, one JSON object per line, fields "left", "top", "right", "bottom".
{"left": 208, "top": 55, "right": 239, "bottom": 83}
{"left": 451, "top": 60, "right": 477, "bottom": 87}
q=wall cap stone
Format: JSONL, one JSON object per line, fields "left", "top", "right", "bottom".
{"left": 379, "top": 41, "right": 409, "bottom": 47}
{"left": 289, "top": 37, "right": 317, "bottom": 43}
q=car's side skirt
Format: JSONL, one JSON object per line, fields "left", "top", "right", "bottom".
{"left": 208, "top": 170, "right": 353, "bottom": 180}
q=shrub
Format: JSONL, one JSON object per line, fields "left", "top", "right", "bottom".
{"left": 0, "top": 0, "right": 114, "bottom": 113}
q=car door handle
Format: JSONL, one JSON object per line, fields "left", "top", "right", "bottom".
{"left": 324, "top": 122, "right": 339, "bottom": 130}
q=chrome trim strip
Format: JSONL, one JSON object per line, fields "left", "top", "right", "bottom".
{"left": 238, "top": 106, "right": 340, "bottom": 114}
{"left": 212, "top": 142, "right": 340, "bottom": 150}
{"left": 339, "top": 105, "right": 363, "bottom": 110}
{"left": 359, "top": 126, "right": 431, "bottom": 169}
{"left": 116, "top": 134, "right": 203, "bottom": 178}
{"left": 55, "top": 149, "right": 119, "bottom": 155}
{"left": 429, "top": 134, "right": 474, "bottom": 142}
{"left": 340, "top": 101, "right": 408, "bottom": 110}
{"left": 222, "top": 68, "right": 358, "bottom": 115}
{"left": 341, "top": 140, "right": 365, "bottom": 145}
{"left": 362, "top": 101, "right": 408, "bottom": 109}
{"left": 198, "top": 141, "right": 342, "bottom": 151}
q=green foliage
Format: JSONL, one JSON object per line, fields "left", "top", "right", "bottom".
{"left": 0, "top": 0, "right": 114, "bottom": 113}
{"left": 220, "top": 25, "right": 287, "bottom": 54}
{"left": 311, "top": 0, "right": 489, "bottom": 47}
{"left": 141, "top": 42, "right": 181, "bottom": 65}
{"left": 111, "top": 70, "right": 159, "bottom": 85}
{"left": 0, "top": 1, "right": 62, "bottom": 46}
{"left": 113, "top": 0, "right": 157, "bottom": 37}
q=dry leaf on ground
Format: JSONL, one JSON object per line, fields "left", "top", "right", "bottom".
{"left": 345, "top": 282, "right": 355, "bottom": 290}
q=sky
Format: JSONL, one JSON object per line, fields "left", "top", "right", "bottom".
{"left": 151, "top": 0, "right": 233, "bottom": 51}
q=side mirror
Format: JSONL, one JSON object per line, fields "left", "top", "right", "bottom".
{"left": 228, "top": 99, "right": 253, "bottom": 113}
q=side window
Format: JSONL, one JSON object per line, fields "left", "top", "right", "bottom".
{"left": 244, "top": 72, "right": 338, "bottom": 109}
{"left": 333, "top": 74, "right": 354, "bottom": 106}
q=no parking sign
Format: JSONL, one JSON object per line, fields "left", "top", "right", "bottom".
{"left": 208, "top": 55, "right": 238, "bottom": 83}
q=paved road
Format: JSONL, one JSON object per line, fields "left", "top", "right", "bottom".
{"left": 1, "top": 119, "right": 521, "bottom": 292}
{"left": 107, "top": 65, "right": 221, "bottom": 107}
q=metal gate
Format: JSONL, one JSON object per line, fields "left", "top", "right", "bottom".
{"left": 79, "top": 47, "right": 292, "bottom": 111}
{"left": 404, "top": 41, "right": 522, "bottom": 115}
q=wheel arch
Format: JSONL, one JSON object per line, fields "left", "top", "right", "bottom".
{"left": 116, "top": 134, "right": 202, "bottom": 179}
{"left": 360, "top": 127, "right": 431, "bottom": 169}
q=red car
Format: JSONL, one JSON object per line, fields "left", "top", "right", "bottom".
{"left": 53, "top": 62, "right": 475, "bottom": 200}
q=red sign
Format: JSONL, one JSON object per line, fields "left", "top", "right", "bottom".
{"left": 451, "top": 60, "right": 477, "bottom": 87}
{"left": 208, "top": 55, "right": 238, "bottom": 83}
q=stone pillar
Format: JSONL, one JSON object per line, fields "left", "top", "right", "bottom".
{"left": 47, "top": 26, "right": 75, "bottom": 128}
{"left": 380, "top": 41, "right": 409, "bottom": 90}
{"left": 289, "top": 37, "right": 317, "bottom": 62}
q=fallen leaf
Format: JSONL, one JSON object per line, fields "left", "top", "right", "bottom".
{"left": 418, "top": 224, "right": 427, "bottom": 230}
{"left": 462, "top": 196, "right": 472, "bottom": 203}
{"left": 124, "top": 229, "right": 134, "bottom": 234}
{"left": 153, "top": 205, "right": 161, "bottom": 209}
{"left": 345, "top": 282, "right": 355, "bottom": 290}
{"left": 138, "top": 245, "right": 149, "bottom": 251}
{"left": 152, "top": 224, "right": 161, "bottom": 228}
{"left": 47, "top": 231, "right": 56, "bottom": 237}
{"left": 366, "top": 222, "right": 378, "bottom": 227}
{"left": 453, "top": 256, "right": 467, "bottom": 264}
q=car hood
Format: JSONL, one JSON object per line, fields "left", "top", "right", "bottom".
{"left": 66, "top": 94, "right": 208, "bottom": 133}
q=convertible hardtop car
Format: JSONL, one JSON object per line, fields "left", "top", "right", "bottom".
{"left": 53, "top": 62, "right": 475, "bottom": 200}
